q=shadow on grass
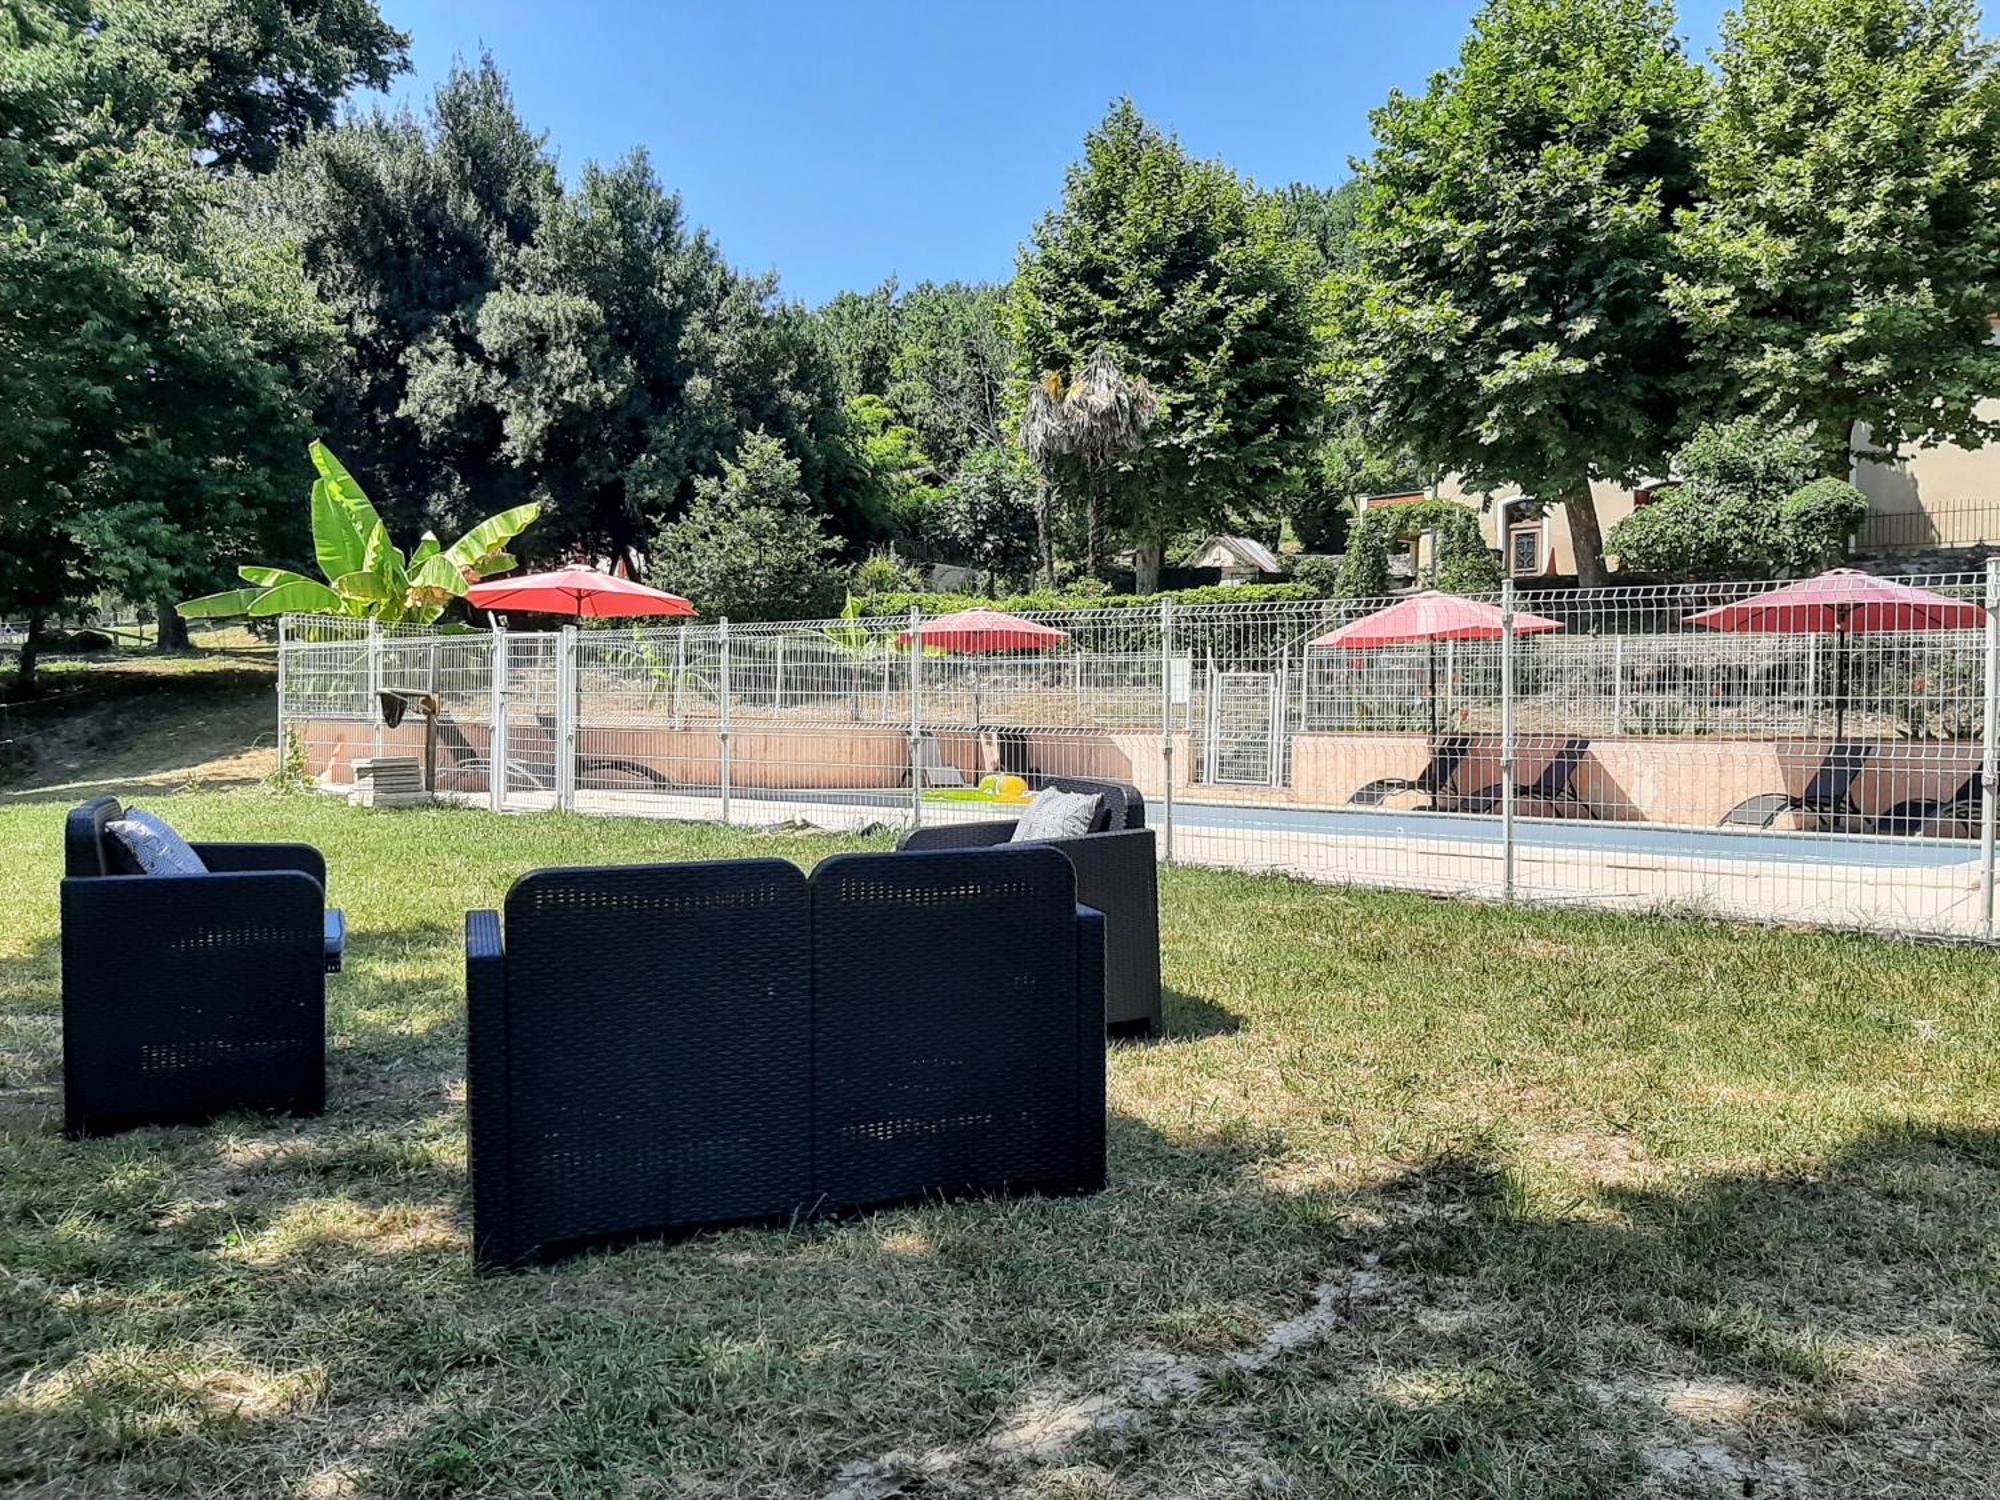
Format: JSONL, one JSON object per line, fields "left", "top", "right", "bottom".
{"left": 8, "top": 1104, "right": 1995, "bottom": 1496}
{"left": 1155, "top": 984, "right": 1245, "bottom": 1041}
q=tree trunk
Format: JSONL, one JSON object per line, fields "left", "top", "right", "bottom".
{"left": 15, "top": 611, "right": 44, "bottom": 695}
{"left": 155, "top": 597, "right": 189, "bottom": 652}
{"left": 1034, "top": 476, "right": 1055, "bottom": 589}
{"left": 1085, "top": 481, "right": 1105, "bottom": 581}
{"left": 1562, "top": 486, "right": 1610, "bottom": 590}
{"left": 1132, "top": 534, "right": 1166, "bottom": 596}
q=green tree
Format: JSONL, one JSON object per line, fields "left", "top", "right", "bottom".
{"left": 1011, "top": 101, "right": 1322, "bottom": 595}
{"left": 1337, "top": 500, "right": 1502, "bottom": 598}
{"left": 925, "top": 446, "right": 1041, "bottom": 596}
{"left": 1328, "top": 0, "right": 1708, "bottom": 588}
{"left": 1606, "top": 418, "right": 1865, "bottom": 577}
{"left": 270, "top": 63, "right": 863, "bottom": 572}
{"left": 1670, "top": 0, "right": 2000, "bottom": 473}
{"left": 884, "top": 281, "right": 1014, "bottom": 471}
{"left": 847, "top": 394, "right": 942, "bottom": 535}
{"left": 649, "top": 432, "right": 843, "bottom": 620}
{"left": 0, "top": 0, "right": 373, "bottom": 688}
{"left": 92, "top": 0, "right": 409, "bottom": 173}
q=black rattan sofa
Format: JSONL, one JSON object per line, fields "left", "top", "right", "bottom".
{"left": 466, "top": 844, "right": 1106, "bottom": 1269}
{"left": 61, "top": 798, "right": 337, "bottom": 1137}
{"left": 897, "top": 777, "right": 1161, "bottom": 1034}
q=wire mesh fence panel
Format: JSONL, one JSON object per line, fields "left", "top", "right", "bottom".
{"left": 276, "top": 574, "right": 2000, "bottom": 942}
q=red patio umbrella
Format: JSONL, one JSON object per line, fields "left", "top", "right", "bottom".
{"left": 1310, "top": 591, "right": 1564, "bottom": 739}
{"left": 1685, "top": 568, "right": 1985, "bottom": 742}
{"left": 897, "top": 609, "right": 1069, "bottom": 733}
{"left": 465, "top": 567, "right": 697, "bottom": 619}
{"left": 896, "top": 608, "right": 1069, "bottom": 653}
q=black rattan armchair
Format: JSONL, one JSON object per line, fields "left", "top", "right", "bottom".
{"left": 898, "top": 776, "right": 1161, "bottom": 1035}
{"left": 466, "top": 845, "right": 1105, "bottom": 1269}
{"left": 61, "top": 798, "right": 333, "bottom": 1137}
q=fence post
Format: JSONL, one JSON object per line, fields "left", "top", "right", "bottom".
{"left": 276, "top": 615, "right": 290, "bottom": 774}
{"left": 487, "top": 623, "right": 507, "bottom": 814}
{"left": 1982, "top": 559, "right": 1998, "bottom": 938}
{"left": 1160, "top": 598, "right": 1176, "bottom": 862}
{"left": 1500, "top": 578, "right": 1517, "bottom": 902}
{"left": 908, "top": 606, "right": 924, "bottom": 829}
{"left": 718, "top": 617, "right": 732, "bottom": 826}
{"left": 368, "top": 619, "right": 384, "bottom": 759}
{"left": 554, "top": 625, "right": 578, "bottom": 813}
{"left": 1611, "top": 635, "right": 1624, "bottom": 733}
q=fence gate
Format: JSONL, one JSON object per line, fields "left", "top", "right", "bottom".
{"left": 492, "top": 632, "right": 560, "bottom": 812}
{"left": 1205, "top": 670, "right": 1281, "bottom": 786}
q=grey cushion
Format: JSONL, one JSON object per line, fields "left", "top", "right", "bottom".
{"left": 1011, "top": 787, "right": 1104, "bottom": 843}
{"left": 104, "top": 809, "right": 209, "bottom": 877}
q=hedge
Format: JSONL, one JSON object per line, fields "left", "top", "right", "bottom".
{"left": 850, "top": 582, "right": 1324, "bottom": 617}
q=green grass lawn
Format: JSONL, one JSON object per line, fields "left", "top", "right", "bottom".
{"left": 3, "top": 792, "right": 1998, "bottom": 1497}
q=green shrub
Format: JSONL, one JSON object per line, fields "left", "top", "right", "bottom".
{"left": 850, "top": 581, "right": 1323, "bottom": 618}
{"left": 649, "top": 433, "right": 844, "bottom": 620}
{"left": 1337, "top": 499, "right": 1501, "bottom": 598}
{"left": 1607, "top": 421, "right": 1855, "bottom": 580}
{"left": 1778, "top": 478, "right": 1868, "bottom": 571}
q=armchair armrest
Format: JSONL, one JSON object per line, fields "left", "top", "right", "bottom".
{"left": 1073, "top": 902, "right": 1108, "bottom": 1190}
{"left": 464, "top": 910, "right": 517, "bottom": 1270}
{"left": 896, "top": 820, "right": 1016, "bottom": 851}
{"left": 191, "top": 842, "right": 327, "bottom": 889}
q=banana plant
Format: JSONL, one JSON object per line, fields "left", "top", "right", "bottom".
{"left": 179, "top": 443, "right": 540, "bottom": 624}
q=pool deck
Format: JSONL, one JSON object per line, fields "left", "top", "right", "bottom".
{"left": 530, "top": 785, "right": 1990, "bottom": 940}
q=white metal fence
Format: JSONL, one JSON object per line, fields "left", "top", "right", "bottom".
{"left": 279, "top": 564, "right": 2000, "bottom": 941}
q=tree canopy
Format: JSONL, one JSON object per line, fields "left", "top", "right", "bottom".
{"left": 265, "top": 63, "right": 863, "bottom": 575}
{"left": 1327, "top": 0, "right": 1710, "bottom": 587}
{"left": 1670, "top": 0, "right": 2000, "bottom": 472}
{"left": 0, "top": 0, "right": 395, "bottom": 684}
{"left": 1011, "top": 101, "right": 1322, "bottom": 594}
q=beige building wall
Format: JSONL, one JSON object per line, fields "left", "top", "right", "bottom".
{"left": 1852, "top": 401, "right": 2000, "bottom": 547}
{"left": 1423, "top": 475, "right": 1644, "bottom": 577}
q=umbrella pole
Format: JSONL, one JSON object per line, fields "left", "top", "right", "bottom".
{"left": 1427, "top": 639, "right": 1439, "bottom": 743}
{"left": 1834, "top": 625, "right": 1848, "bottom": 745}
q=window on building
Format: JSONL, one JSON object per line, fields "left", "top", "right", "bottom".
{"left": 1508, "top": 525, "right": 1543, "bottom": 577}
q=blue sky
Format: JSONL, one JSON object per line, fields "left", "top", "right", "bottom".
{"left": 374, "top": 0, "right": 1737, "bottom": 306}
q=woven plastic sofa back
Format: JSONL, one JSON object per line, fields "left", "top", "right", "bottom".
{"left": 811, "top": 845, "right": 1103, "bottom": 1210}
{"left": 470, "top": 846, "right": 1105, "bottom": 1268}
{"left": 475, "top": 860, "right": 812, "bottom": 1264}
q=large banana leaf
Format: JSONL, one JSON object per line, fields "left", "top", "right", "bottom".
{"left": 410, "top": 531, "right": 442, "bottom": 567}
{"left": 177, "top": 587, "right": 264, "bottom": 619}
{"left": 246, "top": 578, "right": 348, "bottom": 617}
{"left": 330, "top": 570, "right": 394, "bottom": 603}
{"left": 444, "top": 502, "right": 540, "bottom": 572}
{"left": 311, "top": 478, "right": 366, "bottom": 583}
{"left": 465, "top": 551, "right": 516, "bottom": 581}
{"left": 310, "top": 441, "right": 385, "bottom": 539}
{"left": 239, "top": 565, "right": 322, "bottom": 590}
{"left": 362, "top": 521, "right": 409, "bottom": 593}
{"left": 409, "top": 552, "right": 469, "bottom": 596}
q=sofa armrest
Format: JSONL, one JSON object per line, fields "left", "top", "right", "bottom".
{"left": 464, "top": 910, "right": 516, "bottom": 1270}
{"left": 191, "top": 842, "right": 327, "bottom": 889}
{"left": 1073, "top": 903, "right": 1109, "bottom": 1190}
{"left": 896, "top": 820, "right": 1016, "bottom": 851}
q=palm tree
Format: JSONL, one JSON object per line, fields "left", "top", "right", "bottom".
{"left": 1061, "top": 347, "right": 1159, "bottom": 583}
{"left": 1020, "top": 372, "right": 1068, "bottom": 588}
{"left": 1019, "top": 348, "right": 1159, "bottom": 587}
